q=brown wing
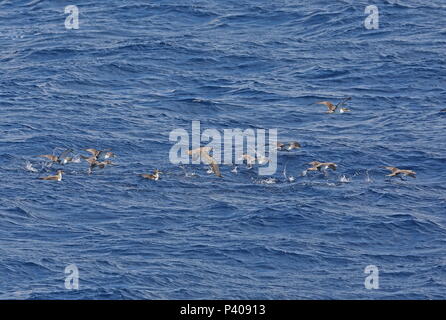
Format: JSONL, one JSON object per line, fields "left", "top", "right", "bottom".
{"left": 210, "top": 162, "right": 222, "bottom": 177}
{"left": 316, "top": 101, "right": 336, "bottom": 111}
{"left": 40, "top": 175, "right": 57, "bottom": 180}
{"left": 84, "top": 157, "right": 97, "bottom": 165}
{"left": 58, "top": 149, "right": 73, "bottom": 160}
{"left": 291, "top": 142, "right": 302, "bottom": 148}
{"left": 188, "top": 148, "right": 202, "bottom": 161}
{"left": 202, "top": 153, "right": 222, "bottom": 177}
{"left": 85, "top": 149, "right": 101, "bottom": 157}
{"left": 39, "top": 154, "right": 58, "bottom": 162}
{"left": 386, "top": 172, "right": 398, "bottom": 177}
{"left": 402, "top": 170, "right": 416, "bottom": 177}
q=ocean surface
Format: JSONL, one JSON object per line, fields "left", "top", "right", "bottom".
{"left": 1, "top": 0, "right": 445, "bottom": 299}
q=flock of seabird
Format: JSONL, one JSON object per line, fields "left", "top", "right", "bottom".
{"left": 33, "top": 97, "right": 428, "bottom": 182}
{"left": 37, "top": 148, "right": 116, "bottom": 180}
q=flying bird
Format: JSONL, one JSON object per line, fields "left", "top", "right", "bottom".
{"left": 247, "top": 147, "right": 271, "bottom": 165}
{"left": 382, "top": 166, "right": 416, "bottom": 179}
{"left": 315, "top": 97, "right": 352, "bottom": 114}
{"left": 202, "top": 153, "right": 222, "bottom": 177}
{"left": 187, "top": 147, "right": 212, "bottom": 158}
{"left": 84, "top": 156, "right": 113, "bottom": 174}
{"left": 307, "top": 161, "right": 337, "bottom": 172}
{"left": 37, "top": 149, "right": 74, "bottom": 164}
{"left": 83, "top": 148, "right": 114, "bottom": 160}
{"left": 84, "top": 148, "right": 103, "bottom": 158}
{"left": 239, "top": 154, "right": 256, "bottom": 169}
{"left": 187, "top": 147, "right": 222, "bottom": 177}
{"left": 277, "top": 141, "right": 301, "bottom": 151}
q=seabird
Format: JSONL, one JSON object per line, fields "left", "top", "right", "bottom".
{"left": 37, "top": 149, "right": 74, "bottom": 164}
{"left": 247, "top": 147, "right": 271, "bottom": 165}
{"left": 83, "top": 156, "right": 97, "bottom": 165}
{"left": 285, "top": 141, "right": 301, "bottom": 151}
{"left": 95, "top": 160, "right": 113, "bottom": 169}
{"left": 39, "top": 170, "right": 64, "bottom": 181}
{"left": 307, "top": 161, "right": 337, "bottom": 172}
{"left": 187, "top": 147, "right": 212, "bottom": 158}
{"left": 277, "top": 141, "right": 302, "bottom": 151}
{"left": 382, "top": 166, "right": 416, "bottom": 179}
{"left": 276, "top": 142, "right": 286, "bottom": 151}
{"left": 84, "top": 157, "right": 113, "bottom": 174}
{"left": 202, "top": 153, "right": 222, "bottom": 177}
{"left": 61, "top": 157, "right": 75, "bottom": 164}
{"left": 83, "top": 148, "right": 113, "bottom": 160}
{"left": 187, "top": 147, "right": 222, "bottom": 177}
{"left": 257, "top": 155, "right": 270, "bottom": 165}
{"left": 38, "top": 154, "right": 59, "bottom": 162}
{"left": 239, "top": 154, "right": 256, "bottom": 169}
{"left": 239, "top": 153, "right": 270, "bottom": 168}
{"left": 103, "top": 152, "right": 115, "bottom": 159}
{"left": 84, "top": 148, "right": 103, "bottom": 158}
{"left": 141, "top": 169, "right": 162, "bottom": 181}
{"left": 315, "top": 97, "right": 352, "bottom": 114}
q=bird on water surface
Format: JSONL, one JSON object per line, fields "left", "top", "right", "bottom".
{"left": 141, "top": 169, "right": 162, "bottom": 181}
{"left": 39, "top": 170, "right": 64, "bottom": 181}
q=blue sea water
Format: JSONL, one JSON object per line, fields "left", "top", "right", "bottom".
{"left": 0, "top": 0, "right": 445, "bottom": 299}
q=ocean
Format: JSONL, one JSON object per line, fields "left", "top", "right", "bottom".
{"left": 0, "top": 0, "right": 445, "bottom": 299}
